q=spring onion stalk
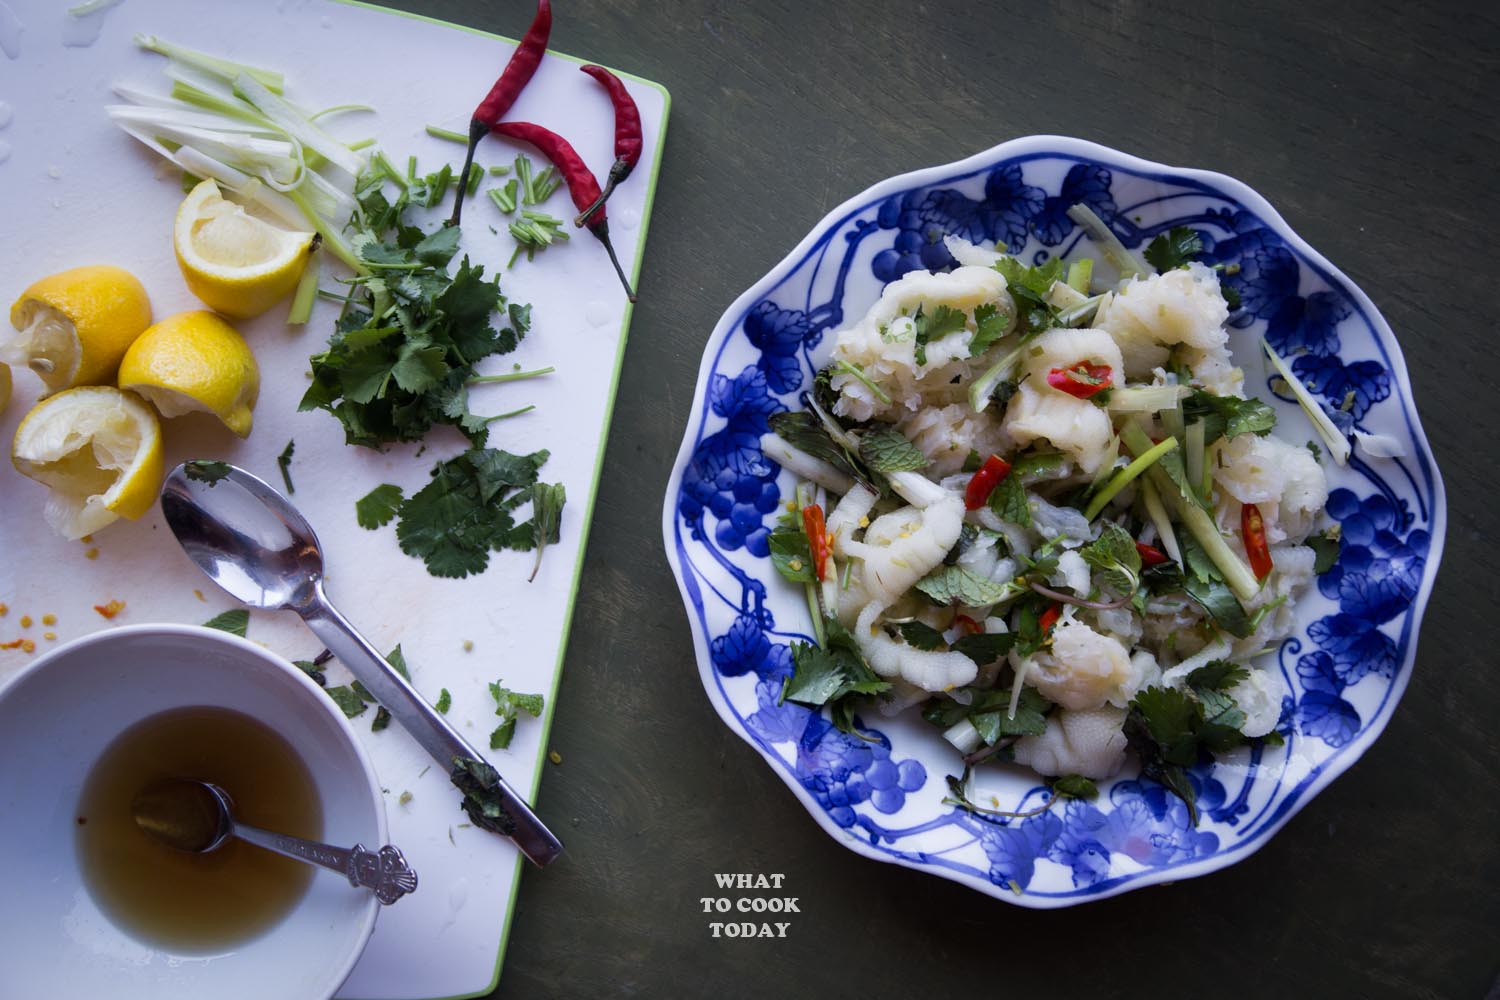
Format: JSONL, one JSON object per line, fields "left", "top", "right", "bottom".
{"left": 1184, "top": 420, "right": 1206, "bottom": 502}
{"left": 1139, "top": 478, "right": 1181, "bottom": 566}
{"left": 286, "top": 248, "right": 322, "bottom": 325}
{"left": 1056, "top": 293, "right": 1106, "bottom": 328}
{"left": 310, "top": 103, "right": 375, "bottom": 121}
{"left": 136, "top": 34, "right": 285, "bottom": 92}
{"left": 1045, "top": 280, "right": 1088, "bottom": 311}
{"left": 69, "top": 0, "right": 122, "bottom": 15}
{"left": 1120, "top": 421, "right": 1259, "bottom": 602}
{"left": 288, "top": 187, "right": 364, "bottom": 274}
{"left": 470, "top": 366, "right": 555, "bottom": 384}
{"left": 1066, "top": 258, "right": 1093, "bottom": 293}
{"left": 1084, "top": 435, "right": 1178, "bottom": 520}
{"left": 1066, "top": 203, "right": 1149, "bottom": 278}
{"left": 1201, "top": 440, "right": 1218, "bottom": 500}
{"left": 233, "top": 73, "right": 364, "bottom": 178}
{"left": 1262, "top": 340, "right": 1351, "bottom": 465}
{"left": 1159, "top": 397, "right": 1186, "bottom": 447}
{"left": 425, "top": 124, "right": 468, "bottom": 143}
{"left": 1088, "top": 435, "right": 1122, "bottom": 493}
{"left": 1107, "top": 384, "right": 1189, "bottom": 413}
{"left": 968, "top": 343, "right": 1026, "bottom": 412}
{"left": 795, "top": 483, "right": 829, "bottom": 647}
{"left": 943, "top": 718, "right": 984, "bottom": 755}
{"left": 465, "top": 163, "right": 484, "bottom": 197}
{"left": 834, "top": 359, "right": 892, "bottom": 405}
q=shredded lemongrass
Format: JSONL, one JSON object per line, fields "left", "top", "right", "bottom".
{"left": 1066, "top": 203, "right": 1149, "bottom": 278}
{"left": 833, "top": 359, "right": 892, "bottom": 405}
{"left": 1055, "top": 292, "right": 1106, "bottom": 327}
{"left": 286, "top": 247, "right": 321, "bottom": 325}
{"left": 1107, "top": 384, "right": 1188, "bottom": 413}
{"left": 1352, "top": 429, "right": 1407, "bottom": 458}
{"left": 1066, "top": 258, "right": 1093, "bottom": 293}
{"left": 1262, "top": 339, "right": 1351, "bottom": 465}
{"left": 1045, "top": 280, "right": 1088, "bottom": 311}
{"left": 1140, "top": 478, "right": 1181, "bottom": 565}
{"left": 943, "top": 718, "right": 983, "bottom": 755}
{"left": 968, "top": 343, "right": 1026, "bottom": 412}
{"left": 1084, "top": 436, "right": 1177, "bottom": 520}
{"left": 1184, "top": 420, "right": 1206, "bottom": 502}
{"left": 136, "top": 34, "right": 285, "bottom": 92}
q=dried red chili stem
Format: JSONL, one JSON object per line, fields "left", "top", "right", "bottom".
{"left": 448, "top": 0, "right": 553, "bottom": 228}
{"left": 492, "top": 121, "right": 637, "bottom": 301}
{"left": 573, "top": 64, "right": 642, "bottom": 226}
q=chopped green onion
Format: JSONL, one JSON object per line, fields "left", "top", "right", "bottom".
{"left": 465, "top": 163, "right": 483, "bottom": 196}
{"left": 1140, "top": 478, "right": 1181, "bottom": 565}
{"left": 515, "top": 154, "right": 536, "bottom": 203}
{"left": 1066, "top": 203, "right": 1149, "bottom": 279}
{"left": 425, "top": 124, "right": 468, "bottom": 143}
{"left": 286, "top": 247, "right": 321, "bottom": 325}
{"left": 1084, "top": 435, "right": 1178, "bottom": 520}
{"left": 1066, "top": 258, "right": 1093, "bottom": 293}
{"left": 1262, "top": 340, "right": 1351, "bottom": 465}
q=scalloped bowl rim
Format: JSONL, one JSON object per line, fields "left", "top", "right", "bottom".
{"left": 662, "top": 134, "right": 1446, "bottom": 906}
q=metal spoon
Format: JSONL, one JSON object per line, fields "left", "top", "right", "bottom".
{"left": 159, "top": 461, "right": 564, "bottom": 867}
{"left": 132, "top": 778, "right": 418, "bottom": 905}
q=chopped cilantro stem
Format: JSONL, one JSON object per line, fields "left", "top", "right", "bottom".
{"left": 1083, "top": 435, "right": 1178, "bottom": 520}
{"left": 488, "top": 164, "right": 510, "bottom": 176}
{"left": 1121, "top": 422, "right": 1259, "bottom": 602}
{"left": 1065, "top": 203, "right": 1149, "bottom": 278}
{"left": 1107, "top": 384, "right": 1188, "bottom": 413}
{"left": 372, "top": 151, "right": 407, "bottom": 191}
{"left": 833, "top": 360, "right": 892, "bottom": 405}
{"left": 426, "top": 124, "right": 468, "bottom": 143}
{"left": 287, "top": 247, "right": 321, "bottom": 325}
{"left": 466, "top": 163, "right": 483, "bottom": 197}
{"left": 483, "top": 404, "right": 536, "bottom": 423}
{"left": 469, "top": 365, "right": 555, "bottom": 384}
{"left": 489, "top": 184, "right": 518, "bottom": 215}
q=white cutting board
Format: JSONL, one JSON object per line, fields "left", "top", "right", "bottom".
{"left": 0, "top": 1, "right": 667, "bottom": 997}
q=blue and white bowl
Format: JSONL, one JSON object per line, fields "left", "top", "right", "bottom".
{"left": 662, "top": 136, "right": 1445, "bottom": 906}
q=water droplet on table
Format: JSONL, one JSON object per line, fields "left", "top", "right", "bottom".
{"left": 0, "top": 1, "right": 25, "bottom": 60}
{"left": 0, "top": 101, "right": 13, "bottom": 128}
{"left": 47, "top": 165, "right": 61, "bottom": 179}
{"left": 0, "top": 140, "right": 12, "bottom": 165}
{"left": 617, "top": 207, "right": 642, "bottom": 231}
{"left": 62, "top": 0, "right": 119, "bottom": 48}
{"left": 585, "top": 300, "right": 611, "bottom": 327}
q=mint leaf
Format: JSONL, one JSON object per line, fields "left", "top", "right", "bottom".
{"left": 435, "top": 687, "right": 451, "bottom": 714}
{"left": 915, "top": 565, "right": 1014, "bottom": 607}
{"left": 385, "top": 644, "right": 412, "bottom": 681}
{"left": 325, "top": 685, "right": 368, "bottom": 718}
{"left": 356, "top": 483, "right": 404, "bottom": 529}
{"left": 201, "top": 609, "right": 249, "bottom": 637}
{"left": 858, "top": 426, "right": 928, "bottom": 473}
{"left": 987, "top": 472, "right": 1031, "bottom": 528}
{"left": 488, "top": 681, "right": 545, "bottom": 750}
{"left": 1051, "top": 774, "right": 1099, "bottom": 799}
{"left": 183, "top": 460, "right": 232, "bottom": 486}
{"left": 1080, "top": 521, "right": 1142, "bottom": 596}
{"left": 769, "top": 529, "right": 816, "bottom": 584}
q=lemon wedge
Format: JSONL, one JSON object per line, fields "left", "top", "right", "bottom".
{"left": 118, "top": 311, "right": 261, "bottom": 438}
{"left": 175, "top": 179, "right": 316, "bottom": 319}
{"left": 4, "top": 265, "right": 153, "bottom": 394}
{"left": 11, "top": 386, "right": 164, "bottom": 539}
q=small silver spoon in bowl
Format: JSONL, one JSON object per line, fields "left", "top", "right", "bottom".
{"left": 132, "top": 778, "right": 419, "bottom": 905}
{"left": 158, "top": 461, "right": 563, "bottom": 868}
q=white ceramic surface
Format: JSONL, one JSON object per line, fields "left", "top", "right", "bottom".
{"left": 0, "top": 624, "right": 385, "bottom": 1000}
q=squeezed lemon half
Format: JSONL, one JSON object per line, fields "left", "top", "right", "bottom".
{"left": 4, "top": 265, "right": 153, "bottom": 394}
{"left": 12, "top": 386, "right": 164, "bottom": 539}
{"left": 118, "top": 311, "right": 261, "bottom": 438}
{"left": 175, "top": 179, "right": 316, "bottom": 319}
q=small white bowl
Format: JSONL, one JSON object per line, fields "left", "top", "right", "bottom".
{"left": 0, "top": 623, "right": 386, "bottom": 999}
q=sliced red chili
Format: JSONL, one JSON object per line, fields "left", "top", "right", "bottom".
{"left": 1038, "top": 603, "right": 1061, "bottom": 635}
{"left": 953, "top": 614, "right": 983, "bottom": 636}
{"left": 1135, "top": 541, "right": 1169, "bottom": 566}
{"left": 802, "top": 504, "right": 830, "bottom": 582}
{"left": 1046, "top": 362, "right": 1113, "bottom": 399}
{"left": 1241, "top": 503, "right": 1274, "bottom": 580}
{"left": 963, "top": 454, "right": 1012, "bottom": 510}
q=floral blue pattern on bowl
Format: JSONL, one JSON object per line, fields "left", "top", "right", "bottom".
{"left": 662, "top": 136, "right": 1445, "bottom": 906}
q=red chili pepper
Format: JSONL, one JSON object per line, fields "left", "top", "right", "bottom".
{"left": 448, "top": 0, "right": 553, "bottom": 228}
{"left": 1046, "top": 362, "right": 1113, "bottom": 399}
{"left": 492, "top": 121, "right": 637, "bottom": 301}
{"left": 953, "top": 614, "right": 983, "bottom": 636}
{"left": 1038, "top": 603, "right": 1062, "bottom": 634}
{"left": 1135, "top": 541, "right": 1169, "bottom": 566}
{"left": 1241, "top": 503, "right": 1274, "bottom": 580}
{"left": 573, "top": 65, "right": 642, "bottom": 226}
{"left": 802, "top": 504, "right": 830, "bottom": 582}
{"left": 963, "top": 454, "right": 1012, "bottom": 510}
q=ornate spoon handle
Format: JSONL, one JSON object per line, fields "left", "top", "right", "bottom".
{"left": 234, "top": 823, "right": 419, "bottom": 905}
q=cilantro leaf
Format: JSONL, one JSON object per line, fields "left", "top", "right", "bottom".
{"left": 858, "top": 426, "right": 929, "bottom": 473}
{"left": 925, "top": 685, "right": 1050, "bottom": 743}
{"left": 915, "top": 565, "right": 1015, "bottom": 607}
{"left": 1080, "top": 521, "right": 1142, "bottom": 596}
{"left": 488, "top": 680, "right": 545, "bottom": 750}
{"left": 1186, "top": 660, "right": 1249, "bottom": 693}
{"left": 912, "top": 304, "right": 968, "bottom": 367}
{"left": 1184, "top": 390, "right": 1277, "bottom": 444}
{"left": 201, "top": 609, "right": 249, "bottom": 637}
{"left": 356, "top": 483, "right": 404, "bottom": 529}
{"left": 782, "top": 618, "right": 891, "bottom": 733}
{"left": 992, "top": 256, "right": 1063, "bottom": 337}
{"left": 986, "top": 472, "right": 1031, "bottom": 528}
{"left": 967, "top": 302, "right": 1010, "bottom": 357}
{"left": 183, "top": 460, "right": 232, "bottom": 486}
{"left": 1143, "top": 226, "right": 1205, "bottom": 272}
{"left": 1125, "top": 680, "right": 1255, "bottom": 826}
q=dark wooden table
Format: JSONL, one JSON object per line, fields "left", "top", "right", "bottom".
{"left": 395, "top": 2, "right": 1496, "bottom": 996}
